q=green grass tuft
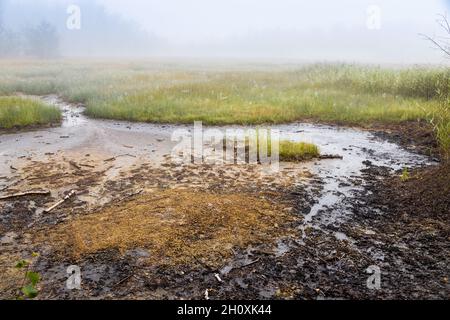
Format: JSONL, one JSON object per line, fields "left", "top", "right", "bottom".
{"left": 279, "top": 140, "right": 320, "bottom": 162}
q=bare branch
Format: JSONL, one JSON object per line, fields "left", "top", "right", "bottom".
{"left": 421, "top": 14, "right": 450, "bottom": 58}
{"left": 419, "top": 33, "right": 450, "bottom": 57}
{"left": 437, "top": 13, "right": 450, "bottom": 34}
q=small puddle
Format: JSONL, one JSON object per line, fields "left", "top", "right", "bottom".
{"left": 276, "top": 123, "right": 433, "bottom": 239}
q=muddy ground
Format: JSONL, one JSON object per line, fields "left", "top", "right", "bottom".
{"left": 0, "top": 97, "right": 448, "bottom": 300}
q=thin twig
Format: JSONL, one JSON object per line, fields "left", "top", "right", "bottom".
{"left": 44, "top": 190, "right": 76, "bottom": 213}
{"left": 0, "top": 190, "right": 50, "bottom": 200}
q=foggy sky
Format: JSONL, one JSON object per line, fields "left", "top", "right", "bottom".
{"left": 2, "top": 0, "right": 450, "bottom": 63}
{"left": 97, "top": 0, "right": 449, "bottom": 63}
{"left": 98, "top": 1, "right": 445, "bottom": 42}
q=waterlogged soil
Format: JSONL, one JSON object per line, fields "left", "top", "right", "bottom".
{"left": 0, "top": 96, "right": 447, "bottom": 300}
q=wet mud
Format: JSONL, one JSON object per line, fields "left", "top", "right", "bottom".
{"left": 0, "top": 96, "right": 447, "bottom": 300}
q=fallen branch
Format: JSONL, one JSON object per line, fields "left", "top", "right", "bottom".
{"left": 104, "top": 154, "right": 137, "bottom": 162}
{"left": 69, "top": 161, "right": 81, "bottom": 170}
{"left": 239, "top": 259, "right": 260, "bottom": 268}
{"left": 44, "top": 190, "right": 76, "bottom": 213}
{"left": 79, "top": 163, "right": 95, "bottom": 169}
{"left": 0, "top": 190, "right": 50, "bottom": 201}
{"left": 319, "top": 154, "right": 344, "bottom": 160}
{"left": 113, "top": 273, "right": 136, "bottom": 288}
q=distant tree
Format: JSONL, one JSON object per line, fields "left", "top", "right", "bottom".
{"left": 0, "top": 26, "right": 21, "bottom": 56}
{"left": 0, "top": 0, "right": 18, "bottom": 57}
{"left": 0, "top": 0, "right": 4, "bottom": 29}
{"left": 24, "top": 21, "right": 59, "bottom": 58}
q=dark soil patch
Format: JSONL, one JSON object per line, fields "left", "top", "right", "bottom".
{"left": 369, "top": 121, "right": 439, "bottom": 159}
{"left": 0, "top": 117, "right": 447, "bottom": 300}
{"left": 346, "top": 162, "right": 449, "bottom": 299}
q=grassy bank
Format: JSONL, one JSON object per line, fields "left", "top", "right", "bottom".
{"left": 0, "top": 96, "right": 61, "bottom": 130}
{"left": 0, "top": 60, "right": 448, "bottom": 152}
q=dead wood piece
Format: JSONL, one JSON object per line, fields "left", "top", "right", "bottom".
{"left": 79, "top": 163, "right": 95, "bottom": 169}
{"left": 0, "top": 190, "right": 50, "bottom": 201}
{"left": 319, "top": 154, "right": 344, "bottom": 160}
{"left": 239, "top": 258, "right": 260, "bottom": 268}
{"left": 225, "top": 258, "right": 261, "bottom": 274}
{"left": 113, "top": 274, "right": 136, "bottom": 288}
{"left": 104, "top": 154, "right": 137, "bottom": 162}
{"left": 44, "top": 190, "right": 76, "bottom": 213}
{"left": 214, "top": 273, "right": 223, "bottom": 283}
{"left": 69, "top": 161, "right": 82, "bottom": 170}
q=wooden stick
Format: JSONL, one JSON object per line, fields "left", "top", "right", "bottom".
{"left": 0, "top": 190, "right": 50, "bottom": 200}
{"left": 104, "top": 154, "right": 137, "bottom": 162}
{"left": 239, "top": 259, "right": 260, "bottom": 268}
{"left": 79, "top": 163, "right": 95, "bottom": 169}
{"left": 69, "top": 161, "right": 81, "bottom": 170}
{"left": 214, "top": 273, "right": 223, "bottom": 283}
{"left": 113, "top": 274, "right": 136, "bottom": 288}
{"left": 319, "top": 154, "right": 344, "bottom": 160}
{"left": 44, "top": 190, "right": 76, "bottom": 213}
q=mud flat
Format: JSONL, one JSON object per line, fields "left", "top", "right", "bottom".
{"left": 0, "top": 96, "right": 446, "bottom": 300}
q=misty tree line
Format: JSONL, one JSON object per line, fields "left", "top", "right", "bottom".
{"left": 0, "top": 20, "right": 59, "bottom": 58}
{"left": 0, "top": 0, "right": 58, "bottom": 58}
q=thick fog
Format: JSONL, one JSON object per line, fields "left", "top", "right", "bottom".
{"left": 0, "top": 0, "right": 449, "bottom": 63}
